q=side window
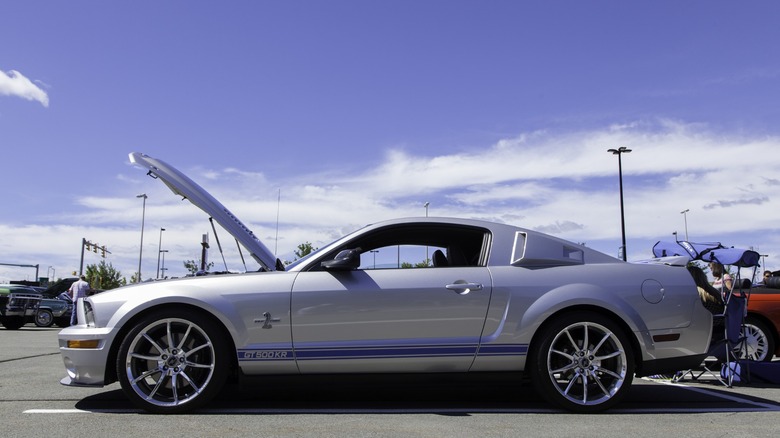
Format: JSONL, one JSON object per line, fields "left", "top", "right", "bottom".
{"left": 358, "top": 244, "right": 446, "bottom": 270}
{"left": 308, "top": 223, "right": 489, "bottom": 272}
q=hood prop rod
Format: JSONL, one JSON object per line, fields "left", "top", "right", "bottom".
{"left": 208, "top": 217, "right": 229, "bottom": 272}
{"left": 235, "top": 238, "right": 248, "bottom": 272}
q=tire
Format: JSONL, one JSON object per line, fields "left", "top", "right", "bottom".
{"left": 739, "top": 317, "right": 776, "bottom": 362}
{"left": 35, "top": 309, "right": 54, "bottom": 327}
{"left": 1, "top": 316, "right": 26, "bottom": 330}
{"left": 116, "top": 309, "right": 230, "bottom": 414}
{"left": 529, "top": 311, "right": 634, "bottom": 413}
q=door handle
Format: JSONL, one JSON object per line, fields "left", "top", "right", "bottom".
{"left": 445, "top": 282, "right": 483, "bottom": 295}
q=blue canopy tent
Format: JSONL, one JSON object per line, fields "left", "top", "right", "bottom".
{"left": 652, "top": 240, "right": 760, "bottom": 269}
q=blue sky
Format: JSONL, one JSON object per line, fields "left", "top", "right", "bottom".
{"left": 2, "top": 1, "right": 780, "bottom": 281}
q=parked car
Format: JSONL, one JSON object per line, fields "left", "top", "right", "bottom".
{"left": 58, "top": 153, "right": 713, "bottom": 414}
{"left": 742, "top": 276, "right": 780, "bottom": 361}
{"left": 0, "top": 284, "right": 42, "bottom": 329}
{"left": 34, "top": 278, "right": 99, "bottom": 328}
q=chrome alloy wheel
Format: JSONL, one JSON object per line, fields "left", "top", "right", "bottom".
{"left": 739, "top": 322, "right": 770, "bottom": 362}
{"left": 124, "top": 317, "right": 217, "bottom": 409}
{"left": 545, "top": 321, "right": 628, "bottom": 407}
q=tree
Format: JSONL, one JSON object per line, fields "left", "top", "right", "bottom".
{"left": 294, "top": 241, "right": 317, "bottom": 259}
{"left": 183, "top": 259, "right": 214, "bottom": 275}
{"left": 401, "top": 258, "right": 431, "bottom": 268}
{"left": 284, "top": 242, "right": 318, "bottom": 266}
{"left": 85, "top": 261, "right": 126, "bottom": 290}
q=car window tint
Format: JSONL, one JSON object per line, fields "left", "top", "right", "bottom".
{"left": 359, "top": 244, "right": 446, "bottom": 269}
{"left": 306, "top": 223, "right": 489, "bottom": 272}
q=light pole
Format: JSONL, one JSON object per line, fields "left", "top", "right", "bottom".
{"left": 370, "top": 250, "right": 379, "bottom": 269}
{"left": 680, "top": 209, "right": 690, "bottom": 241}
{"left": 423, "top": 202, "right": 430, "bottom": 263}
{"left": 607, "top": 147, "right": 632, "bottom": 261}
{"left": 159, "top": 249, "right": 169, "bottom": 278}
{"left": 156, "top": 227, "right": 166, "bottom": 279}
{"left": 136, "top": 194, "right": 147, "bottom": 283}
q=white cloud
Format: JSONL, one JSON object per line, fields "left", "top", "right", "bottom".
{"left": 0, "top": 70, "right": 49, "bottom": 107}
{"left": 4, "top": 120, "right": 780, "bottom": 283}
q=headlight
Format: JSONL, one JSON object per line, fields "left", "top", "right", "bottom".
{"left": 83, "top": 300, "right": 96, "bottom": 327}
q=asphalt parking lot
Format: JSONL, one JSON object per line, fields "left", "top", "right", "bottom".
{"left": 3, "top": 325, "right": 780, "bottom": 437}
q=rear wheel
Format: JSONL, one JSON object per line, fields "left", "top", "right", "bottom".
{"left": 35, "top": 309, "right": 54, "bottom": 327}
{"left": 740, "top": 317, "right": 775, "bottom": 362}
{"left": 530, "top": 311, "right": 634, "bottom": 413}
{"left": 116, "top": 309, "right": 230, "bottom": 413}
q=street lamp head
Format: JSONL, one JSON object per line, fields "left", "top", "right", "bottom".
{"left": 161, "top": 227, "right": 166, "bottom": 231}
{"left": 137, "top": 193, "right": 147, "bottom": 199}
{"left": 607, "top": 147, "right": 632, "bottom": 155}
{"left": 680, "top": 209, "right": 689, "bottom": 214}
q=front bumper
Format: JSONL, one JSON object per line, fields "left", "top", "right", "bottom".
{"left": 58, "top": 325, "right": 115, "bottom": 387}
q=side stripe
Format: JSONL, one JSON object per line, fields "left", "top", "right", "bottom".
{"left": 237, "top": 343, "right": 527, "bottom": 362}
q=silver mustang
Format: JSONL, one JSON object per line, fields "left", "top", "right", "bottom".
{"left": 58, "top": 153, "right": 713, "bottom": 413}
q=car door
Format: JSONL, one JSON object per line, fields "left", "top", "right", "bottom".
{"left": 290, "top": 265, "right": 492, "bottom": 373}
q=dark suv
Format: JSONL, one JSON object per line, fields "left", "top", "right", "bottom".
{"left": 0, "top": 284, "right": 42, "bottom": 329}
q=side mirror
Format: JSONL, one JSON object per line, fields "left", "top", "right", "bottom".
{"left": 321, "top": 248, "right": 362, "bottom": 271}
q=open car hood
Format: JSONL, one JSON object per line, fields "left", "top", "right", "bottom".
{"left": 129, "top": 152, "right": 278, "bottom": 271}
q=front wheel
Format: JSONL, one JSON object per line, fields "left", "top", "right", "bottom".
{"left": 1, "top": 316, "right": 26, "bottom": 330}
{"left": 116, "top": 309, "right": 230, "bottom": 414}
{"left": 529, "top": 311, "right": 634, "bottom": 413}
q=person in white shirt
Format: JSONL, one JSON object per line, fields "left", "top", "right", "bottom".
{"left": 68, "top": 275, "right": 91, "bottom": 325}
{"left": 710, "top": 262, "right": 733, "bottom": 293}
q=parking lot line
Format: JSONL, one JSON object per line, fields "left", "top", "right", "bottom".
{"left": 637, "top": 377, "right": 780, "bottom": 412}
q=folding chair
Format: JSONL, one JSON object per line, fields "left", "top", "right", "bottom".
{"left": 713, "top": 289, "right": 748, "bottom": 386}
{"left": 717, "top": 279, "right": 753, "bottom": 386}
{"left": 671, "top": 277, "right": 751, "bottom": 386}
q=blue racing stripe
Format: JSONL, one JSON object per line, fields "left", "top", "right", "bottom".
{"left": 477, "top": 343, "right": 529, "bottom": 356}
{"left": 237, "top": 343, "right": 528, "bottom": 362}
{"left": 295, "top": 344, "right": 478, "bottom": 361}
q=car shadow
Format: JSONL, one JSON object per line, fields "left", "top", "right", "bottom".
{"left": 73, "top": 374, "right": 780, "bottom": 415}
